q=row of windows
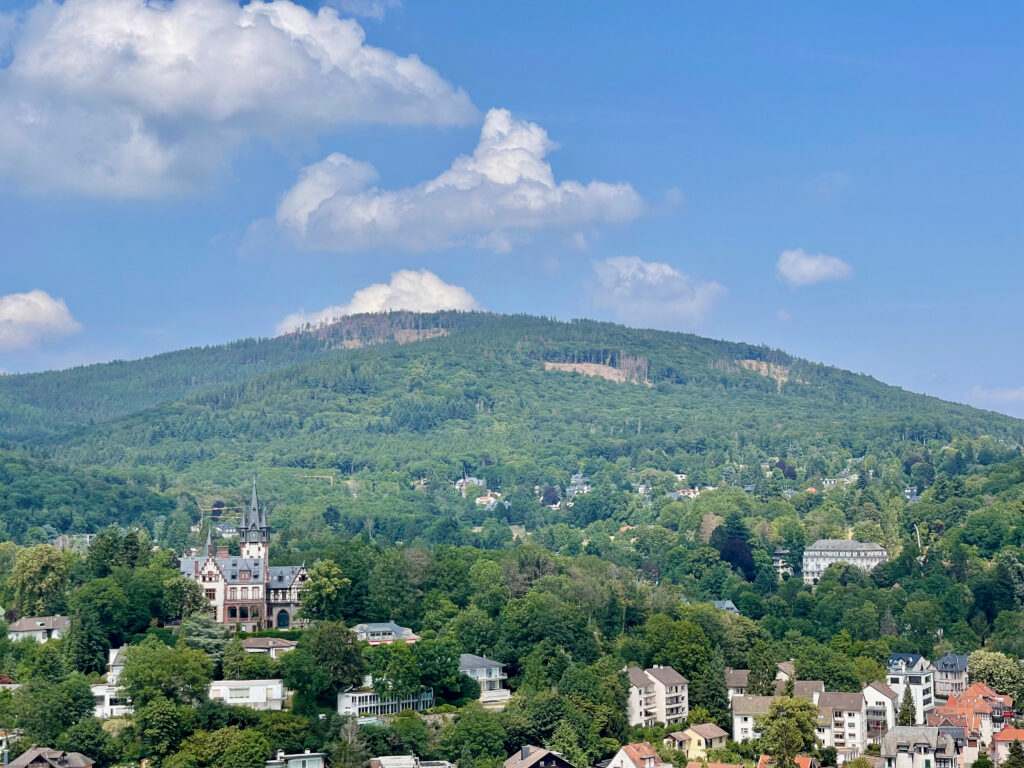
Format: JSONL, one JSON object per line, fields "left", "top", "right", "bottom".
{"left": 228, "top": 587, "right": 261, "bottom": 599}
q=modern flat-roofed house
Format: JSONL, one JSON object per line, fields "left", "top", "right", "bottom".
{"left": 932, "top": 653, "right": 969, "bottom": 700}
{"left": 887, "top": 655, "right": 936, "bottom": 726}
{"left": 242, "top": 637, "right": 298, "bottom": 659}
{"left": 803, "top": 540, "right": 889, "bottom": 585}
{"left": 265, "top": 750, "right": 327, "bottom": 768}
{"left": 338, "top": 676, "right": 434, "bottom": 721}
{"left": 459, "top": 653, "right": 510, "bottom": 708}
{"left": 880, "top": 727, "right": 957, "bottom": 768}
{"left": 351, "top": 622, "right": 421, "bottom": 646}
{"left": 208, "top": 679, "right": 286, "bottom": 710}
{"left": 91, "top": 646, "right": 132, "bottom": 719}
{"left": 7, "top": 615, "right": 70, "bottom": 643}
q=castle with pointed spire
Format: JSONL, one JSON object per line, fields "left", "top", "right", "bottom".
{"left": 180, "top": 478, "right": 307, "bottom": 632}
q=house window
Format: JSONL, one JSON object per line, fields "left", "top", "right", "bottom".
{"left": 205, "top": 589, "right": 216, "bottom": 601}
{"left": 229, "top": 688, "right": 248, "bottom": 699}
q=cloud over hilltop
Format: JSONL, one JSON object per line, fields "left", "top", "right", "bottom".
{"left": 0, "top": 290, "right": 81, "bottom": 350}
{"left": 276, "top": 269, "right": 478, "bottom": 334}
{"left": 591, "top": 256, "right": 725, "bottom": 329}
{"left": 276, "top": 108, "right": 644, "bottom": 253}
{"left": 0, "top": 0, "right": 475, "bottom": 196}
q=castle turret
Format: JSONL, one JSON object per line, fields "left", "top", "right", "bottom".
{"left": 240, "top": 476, "right": 270, "bottom": 560}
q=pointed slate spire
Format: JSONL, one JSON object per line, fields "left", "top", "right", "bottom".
{"left": 204, "top": 527, "right": 213, "bottom": 558}
{"left": 249, "top": 475, "right": 260, "bottom": 529}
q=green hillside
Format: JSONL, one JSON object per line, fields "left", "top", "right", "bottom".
{"left": 0, "top": 312, "right": 1019, "bottom": 546}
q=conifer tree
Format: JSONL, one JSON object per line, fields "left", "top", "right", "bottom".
{"left": 898, "top": 686, "right": 917, "bottom": 726}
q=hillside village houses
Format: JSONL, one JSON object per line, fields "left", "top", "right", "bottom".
{"left": 661, "top": 724, "right": 728, "bottom": 762}
{"left": 179, "top": 479, "right": 308, "bottom": 631}
{"left": 802, "top": 539, "right": 889, "bottom": 585}
{"left": 626, "top": 665, "right": 689, "bottom": 727}
{"left": 91, "top": 646, "right": 131, "bottom": 719}
{"left": 881, "top": 727, "right": 958, "bottom": 768}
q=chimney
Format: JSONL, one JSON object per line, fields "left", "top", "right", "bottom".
{"left": 522, "top": 747, "right": 531, "bottom": 760}
{"left": 217, "top": 546, "right": 229, "bottom": 557}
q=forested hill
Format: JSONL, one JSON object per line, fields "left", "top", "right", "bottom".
{"left": 13, "top": 311, "right": 1021, "bottom": 474}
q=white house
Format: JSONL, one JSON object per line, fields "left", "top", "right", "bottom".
{"left": 338, "top": 676, "right": 435, "bottom": 721}
{"left": 732, "top": 695, "right": 775, "bottom": 742}
{"left": 242, "top": 637, "right": 298, "bottom": 659}
{"left": 91, "top": 646, "right": 132, "bottom": 719}
{"left": 351, "top": 622, "right": 420, "bottom": 646}
{"left": 887, "top": 655, "right": 936, "bottom": 726}
{"left": 208, "top": 679, "right": 286, "bottom": 710}
{"left": 816, "top": 691, "right": 867, "bottom": 761}
{"left": 932, "top": 653, "right": 969, "bottom": 700}
{"left": 459, "top": 653, "right": 510, "bottom": 708}
{"left": 880, "top": 727, "right": 957, "bottom": 768}
{"left": 607, "top": 742, "right": 665, "bottom": 768}
{"left": 6, "top": 615, "right": 70, "bottom": 643}
{"left": 803, "top": 540, "right": 889, "bottom": 585}
{"left": 266, "top": 750, "right": 326, "bottom": 768}
{"left": 625, "top": 665, "right": 688, "bottom": 727}
{"left": 864, "top": 681, "right": 899, "bottom": 744}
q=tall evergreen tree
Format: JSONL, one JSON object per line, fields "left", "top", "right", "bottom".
{"left": 898, "top": 686, "right": 917, "bottom": 726}
{"left": 692, "top": 647, "right": 730, "bottom": 728}
{"left": 748, "top": 641, "right": 778, "bottom": 696}
{"left": 63, "top": 605, "right": 108, "bottom": 674}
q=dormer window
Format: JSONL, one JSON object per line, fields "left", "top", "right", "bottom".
{"left": 240, "top": 570, "right": 251, "bottom": 581}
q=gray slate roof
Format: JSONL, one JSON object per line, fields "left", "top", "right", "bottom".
{"left": 460, "top": 653, "right": 503, "bottom": 670}
{"left": 627, "top": 667, "right": 653, "bottom": 688}
{"left": 7, "top": 615, "right": 71, "bottom": 632}
{"left": 269, "top": 565, "right": 304, "bottom": 587}
{"left": 934, "top": 652, "right": 968, "bottom": 674}
{"left": 179, "top": 556, "right": 264, "bottom": 584}
{"left": 881, "top": 727, "right": 953, "bottom": 757}
{"left": 806, "top": 539, "right": 886, "bottom": 553}
{"left": 646, "top": 665, "right": 688, "bottom": 686}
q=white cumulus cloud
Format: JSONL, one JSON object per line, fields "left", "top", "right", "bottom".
{"left": 591, "top": 256, "right": 725, "bottom": 329}
{"left": 776, "top": 248, "right": 852, "bottom": 287}
{"left": 276, "top": 269, "right": 478, "bottom": 334}
{"left": 0, "top": 289, "right": 81, "bottom": 350}
{"left": 0, "top": 0, "right": 475, "bottom": 196}
{"left": 276, "top": 107, "right": 644, "bottom": 253}
{"left": 327, "top": 0, "right": 401, "bottom": 20}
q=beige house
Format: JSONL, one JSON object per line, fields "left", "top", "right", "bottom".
{"left": 682, "top": 723, "right": 729, "bottom": 761}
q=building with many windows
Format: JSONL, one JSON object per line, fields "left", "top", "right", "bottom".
{"left": 459, "top": 653, "right": 510, "bottom": 708}
{"left": 337, "top": 677, "right": 435, "bottom": 721}
{"left": 626, "top": 665, "right": 689, "bottom": 728}
{"left": 932, "top": 653, "right": 969, "bottom": 700}
{"left": 179, "top": 479, "right": 308, "bottom": 631}
{"left": 91, "top": 646, "right": 132, "bottom": 719}
{"left": 803, "top": 540, "right": 889, "bottom": 585}
{"left": 880, "top": 727, "right": 957, "bottom": 768}
{"left": 887, "top": 655, "right": 936, "bottom": 727}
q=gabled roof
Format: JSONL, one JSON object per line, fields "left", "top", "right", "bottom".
{"left": 689, "top": 763, "right": 743, "bottom": 768}
{"left": 774, "top": 680, "right": 825, "bottom": 698}
{"left": 881, "top": 727, "right": 953, "bottom": 756}
{"left": 268, "top": 565, "right": 305, "bottom": 586}
{"left": 617, "top": 742, "right": 662, "bottom": 768}
{"left": 646, "top": 665, "right": 688, "bottom": 686}
{"left": 179, "top": 556, "right": 264, "bottom": 584}
{"left": 725, "top": 668, "right": 749, "bottom": 688}
{"left": 757, "top": 756, "right": 817, "bottom": 768}
{"left": 777, "top": 661, "right": 796, "bottom": 678}
{"left": 7, "top": 615, "right": 70, "bottom": 632}
{"left": 8, "top": 748, "right": 94, "bottom": 768}
{"left": 627, "top": 667, "right": 653, "bottom": 688}
{"left": 731, "top": 695, "right": 775, "bottom": 716}
{"left": 866, "top": 681, "right": 898, "bottom": 700}
{"left": 665, "top": 732, "right": 689, "bottom": 743}
{"left": 242, "top": 637, "right": 297, "bottom": 650}
{"left": 504, "top": 747, "right": 563, "bottom": 768}
{"left": 688, "top": 723, "right": 728, "bottom": 740}
{"left": 993, "top": 727, "right": 1024, "bottom": 743}
{"left": 818, "top": 691, "right": 865, "bottom": 712}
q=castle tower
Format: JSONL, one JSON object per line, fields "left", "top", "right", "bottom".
{"left": 240, "top": 476, "right": 270, "bottom": 561}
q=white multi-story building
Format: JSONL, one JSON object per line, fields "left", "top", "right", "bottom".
{"left": 208, "top": 679, "right": 287, "bottom": 710}
{"left": 887, "top": 655, "right": 936, "bottom": 726}
{"left": 625, "top": 665, "right": 689, "bottom": 728}
{"left": 880, "top": 727, "right": 957, "bottom": 768}
{"left": 459, "top": 654, "right": 510, "bottom": 708}
{"left": 864, "top": 681, "right": 899, "bottom": 744}
{"left": 732, "top": 695, "right": 775, "bottom": 742}
{"left": 803, "top": 540, "right": 889, "bottom": 585}
{"left": 91, "top": 646, "right": 132, "bottom": 719}
{"left": 266, "top": 750, "right": 327, "bottom": 768}
{"left": 6, "top": 615, "right": 70, "bottom": 643}
{"left": 816, "top": 691, "right": 867, "bottom": 761}
{"left": 338, "top": 677, "right": 435, "bottom": 721}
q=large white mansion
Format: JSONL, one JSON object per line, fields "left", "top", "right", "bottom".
{"left": 179, "top": 480, "right": 308, "bottom": 631}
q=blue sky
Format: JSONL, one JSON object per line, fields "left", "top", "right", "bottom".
{"left": 2, "top": 1, "right": 1023, "bottom": 415}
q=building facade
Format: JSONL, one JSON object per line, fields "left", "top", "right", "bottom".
{"left": 338, "top": 677, "right": 435, "bottom": 720}
{"left": 91, "top": 646, "right": 132, "bottom": 719}
{"left": 179, "top": 480, "right": 308, "bottom": 631}
{"left": 803, "top": 540, "right": 889, "bottom": 585}
{"left": 932, "top": 654, "right": 969, "bottom": 700}
{"left": 626, "top": 665, "right": 689, "bottom": 727}
{"left": 880, "top": 727, "right": 957, "bottom": 768}
{"left": 887, "top": 655, "right": 936, "bottom": 726}
{"left": 459, "top": 653, "right": 510, "bottom": 708}
{"left": 7, "top": 615, "right": 70, "bottom": 643}
{"left": 208, "top": 679, "right": 287, "bottom": 710}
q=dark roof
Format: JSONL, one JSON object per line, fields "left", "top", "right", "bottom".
{"left": 934, "top": 653, "right": 968, "bottom": 674}
{"left": 504, "top": 747, "right": 570, "bottom": 768}
{"left": 881, "top": 727, "right": 953, "bottom": 756}
{"left": 806, "top": 539, "right": 886, "bottom": 553}
{"left": 774, "top": 680, "right": 825, "bottom": 698}
{"left": 460, "top": 653, "right": 503, "bottom": 670}
{"left": 889, "top": 653, "right": 923, "bottom": 667}
{"left": 179, "top": 556, "right": 264, "bottom": 584}
{"left": 8, "top": 748, "right": 94, "bottom": 768}
{"left": 627, "top": 667, "right": 653, "bottom": 688}
{"left": 242, "top": 637, "right": 297, "bottom": 650}
{"left": 818, "top": 691, "right": 865, "bottom": 712}
{"left": 725, "top": 668, "right": 749, "bottom": 688}
{"left": 269, "top": 565, "right": 305, "bottom": 586}
{"left": 646, "top": 665, "right": 688, "bottom": 686}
